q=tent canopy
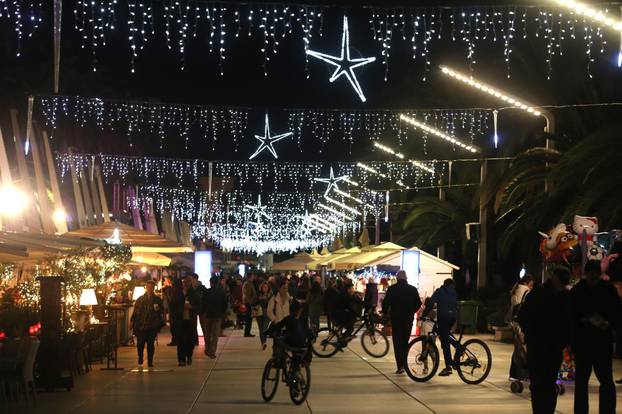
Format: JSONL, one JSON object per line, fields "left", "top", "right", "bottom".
{"left": 329, "top": 243, "right": 404, "bottom": 270}
{"left": 271, "top": 252, "right": 318, "bottom": 271}
{"left": 64, "top": 222, "right": 194, "bottom": 254}
{"left": 0, "top": 231, "right": 105, "bottom": 263}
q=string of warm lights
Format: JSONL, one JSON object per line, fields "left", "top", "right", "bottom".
{"left": 373, "top": 141, "right": 435, "bottom": 175}
{"left": 399, "top": 114, "right": 480, "bottom": 154}
{"left": 440, "top": 65, "right": 543, "bottom": 116}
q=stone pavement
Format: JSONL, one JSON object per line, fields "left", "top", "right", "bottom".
{"left": 4, "top": 327, "right": 622, "bottom": 414}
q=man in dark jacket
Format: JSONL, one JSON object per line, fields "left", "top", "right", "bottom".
{"left": 130, "top": 280, "right": 164, "bottom": 368}
{"left": 202, "top": 276, "right": 229, "bottom": 359}
{"left": 427, "top": 278, "right": 458, "bottom": 376}
{"left": 571, "top": 260, "right": 622, "bottom": 414}
{"left": 519, "top": 267, "right": 572, "bottom": 414}
{"left": 382, "top": 270, "right": 422, "bottom": 374}
{"left": 171, "top": 275, "right": 201, "bottom": 366}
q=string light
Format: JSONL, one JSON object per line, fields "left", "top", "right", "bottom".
{"left": 318, "top": 203, "right": 355, "bottom": 219}
{"left": 373, "top": 141, "right": 435, "bottom": 174}
{"left": 306, "top": 15, "right": 376, "bottom": 102}
{"left": 440, "top": 65, "right": 542, "bottom": 117}
{"left": 0, "top": 0, "right": 43, "bottom": 57}
{"left": 399, "top": 114, "right": 479, "bottom": 153}
{"left": 324, "top": 196, "right": 360, "bottom": 215}
{"left": 356, "top": 162, "right": 388, "bottom": 178}
{"left": 551, "top": 1, "right": 622, "bottom": 32}
{"left": 249, "top": 113, "right": 292, "bottom": 160}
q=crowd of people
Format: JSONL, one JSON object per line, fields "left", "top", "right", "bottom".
{"left": 514, "top": 260, "right": 622, "bottom": 414}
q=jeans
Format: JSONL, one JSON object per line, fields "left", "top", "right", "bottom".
{"left": 136, "top": 329, "right": 158, "bottom": 365}
{"left": 257, "top": 315, "right": 269, "bottom": 345}
{"left": 391, "top": 318, "right": 413, "bottom": 370}
{"left": 574, "top": 341, "right": 616, "bottom": 414}
{"left": 204, "top": 317, "right": 222, "bottom": 358}
{"left": 438, "top": 316, "right": 456, "bottom": 369}
{"left": 527, "top": 346, "right": 563, "bottom": 414}
{"left": 244, "top": 303, "right": 253, "bottom": 336}
{"left": 309, "top": 312, "right": 321, "bottom": 332}
{"left": 176, "top": 319, "right": 196, "bottom": 363}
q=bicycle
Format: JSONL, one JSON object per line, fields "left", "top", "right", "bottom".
{"left": 311, "top": 311, "right": 389, "bottom": 358}
{"left": 261, "top": 336, "right": 311, "bottom": 405}
{"left": 405, "top": 317, "right": 492, "bottom": 384}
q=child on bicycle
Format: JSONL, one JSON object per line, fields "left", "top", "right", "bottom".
{"left": 272, "top": 300, "right": 312, "bottom": 366}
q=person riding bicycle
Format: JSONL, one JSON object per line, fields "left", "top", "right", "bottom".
{"left": 333, "top": 282, "right": 363, "bottom": 344}
{"left": 424, "top": 278, "right": 457, "bottom": 377}
{"left": 272, "top": 300, "right": 311, "bottom": 364}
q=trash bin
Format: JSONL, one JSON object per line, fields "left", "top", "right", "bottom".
{"left": 457, "top": 300, "right": 479, "bottom": 334}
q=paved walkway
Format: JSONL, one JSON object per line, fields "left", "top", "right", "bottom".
{"left": 5, "top": 327, "right": 622, "bottom": 414}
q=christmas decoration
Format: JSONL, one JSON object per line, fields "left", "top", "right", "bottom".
{"left": 399, "top": 114, "right": 479, "bottom": 153}
{"left": 249, "top": 114, "right": 292, "bottom": 160}
{"left": 0, "top": 0, "right": 43, "bottom": 57}
{"left": 313, "top": 166, "right": 348, "bottom": 195}
{"left": 306, "top": 15, "right": 376, "bottom": 102}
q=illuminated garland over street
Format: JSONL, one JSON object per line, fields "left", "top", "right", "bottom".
{"left": 56, "top": 152, "right": 440, "bottom": 191}
{"left": 67, "top": 2, "right": 615, "bottom": 79}
{"left": 38, "top": 95, "right": 490, "bottom": 152}
{"left": 0, "top": 0, "right": 43, "bottom": 56}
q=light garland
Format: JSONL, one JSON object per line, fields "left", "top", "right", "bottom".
{"left": 73, "top": 1, "right": 325, "bottom": 75}
{"left": 440, "top": 65, "right": 543, "bottom": 116}
{"left": 399, "top": 114, "right": 479, "bottom": 153}
{"left": 324, "top": 196, "right": 360, "bottom": 215}
{"left": 307, "top": 15, "right": 376, "bottom": 102}
{"left": 373, "top": 142, "right": 435, "bottom": 175}
{"left": 0, "top": 0, "right": 43, "bottom": 57}
{"left": 551, "top": 1, "right": 622, "bottom": 33}
{"left": 249, "top": 114, "right": 292, "bottom": 159}
{"left": 369, "top": 6, "right": 614, "bottom": 79}
{"left": 318, "top": 203, "right": 355, "bottom": 220}
{"left": 57, "top": 152, "right": 439, "bottom": 195}
{"left": 38, "top": 96, "right": 490, "bottom": 153}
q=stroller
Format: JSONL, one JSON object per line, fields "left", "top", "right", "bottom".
{"left": 509, "top": 321, "right": 567, "bottom": 395}
{"left": 509, "top": 321, "right": 529, "bottom": 393}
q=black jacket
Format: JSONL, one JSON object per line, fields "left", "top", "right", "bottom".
{"left": 570, "top": 279, "right": 622, "bottom": 348}
{"left": 364, "top": 283, "right": 378, "bottom": 310}
{"left": 203, "top": 286, "right": 229, "bottom": 318}
{"left": 519, "top": 280, "right": 571, "bottom": 352}
{"left": 382, "top": 279, "right": 422, "bottom": 323}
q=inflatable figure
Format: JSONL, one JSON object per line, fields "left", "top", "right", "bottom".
{"left": 540, "top": 226, "right": 578, "bottom": 264}
{"left": 572, "top": 215, "right": 598, "bottom": 246}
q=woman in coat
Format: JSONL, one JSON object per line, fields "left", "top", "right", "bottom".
{"left": 267, "top": 282, "right": 290, "bottom": 325}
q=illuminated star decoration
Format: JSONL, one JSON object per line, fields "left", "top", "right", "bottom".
{"left": 249, "top": 114, "right": 293, "bottom": 160}
{"left": 306, "top": 16, "right": 376, "bottom": 102}
{"left": 314, "top": 167, "right": 348, "bottom": 196}
{"left": 244, "top": 195, "right": 271, "bottom": 228}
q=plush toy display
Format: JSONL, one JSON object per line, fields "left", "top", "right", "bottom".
{"left": 539, "top": 225, "right": 578, "bottom": 264}
{"left": 572, "top": 215, "right": 598, "bottom": 247}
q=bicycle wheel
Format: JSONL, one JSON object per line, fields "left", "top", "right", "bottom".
{"left": 288, "top": 360, "right": 311, "bottom": 405}
{"left": 261, "top": 358, "right": 280, "bottom": 402}
{"left": 405, "top": 336, "right": 439, "bottom": 382}
{"left": 360, "top": 329, "right": 390, "bottom": 358}
{"left": 312, "top": 328, "right": 340, "bottom": 358}
{"left": 455, "top": 338, "right": 492, "bottom": 385}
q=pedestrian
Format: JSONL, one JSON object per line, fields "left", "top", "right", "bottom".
{"left": 267, "top": 281, "right": 290, "bottom": 325}
{"left": 288, "top": 274, "right": 299, "bottom": 299}
{"left": 426, "top": 278, "right": 458, "bottom": 376}
{"left": 334, "top": 282, "right": 362, "bottom": 342}
{"left": 323, "top": 278, "right": 340, "bottom": 329}
{"left": 130, "top": 280, "right": 164, "bottom": 368}
{"left": 167, "top": 278, "right": 184, "bottom": 347}
{"left": 172, "top": 275, "right": 201, "bottom": 366}
{"left": 381, "top": 270, "right": 422, "bottom": 375}
{"left": 230, "top": 277, "right": 244, "bottom": 329}
{"left": 308, "top": 279, "right": 324, "bottom": 333}
{"left": 364, "top": 276, "right": 378, "bottom": 313}
{"left": 571, "top": 260, "right": 622, "bottom": 414}
{"left": 519, "top": 267, "right": 572, "bottom": 414}
{"left": 190, "top": 273, "right": 209, "bottom": 347}
{"left": 243, "top": 273, "right": 258, "bottom": 337}
{"left": 202, "top": 276, "right": 228, "bottom": 359}
{"left": 161, "top": 276, "right": 178, "bottom": 346}
{"left": 507, "top": 274, "right": 533, "bottom": 381}
{"left": 257, "top": 281, "right": 272, "bottom": 350}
